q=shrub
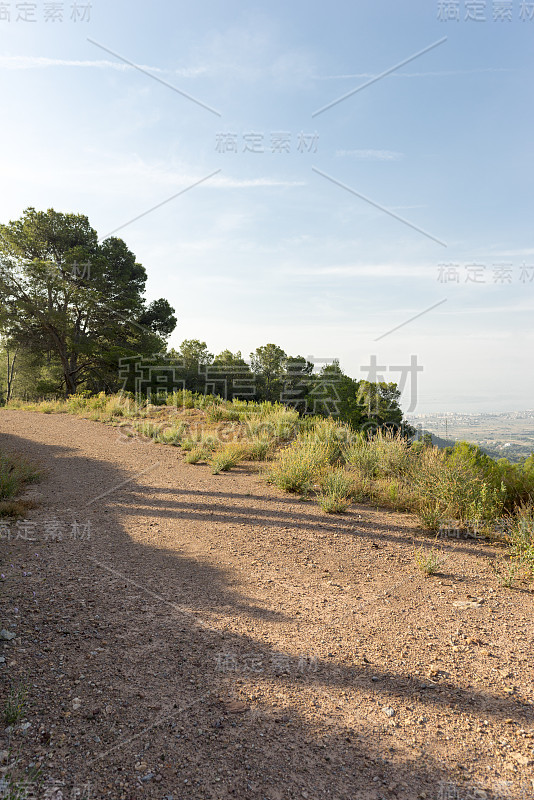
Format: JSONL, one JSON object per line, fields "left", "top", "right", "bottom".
{"left": 350, "top": 473, "right": 372, "bottom": 503}
{"left": 266, "top": 439, "right": 330, "bottom": 494}
{"left": 417, "top": 501, "right": 442, "bottom": 531}
{"left": 133, "top": 422, "right": 162, "bottom": 440}
{"left": 259, "top": 406, "right": 300, "bottom": 440}
{"left": 4, "top": 683, "right": 27, "bottom": 725}
{"left": 184, "top": 448, "right": 207, "bottom": 464}
{"left": 248, "top": 438, "right": 271, "bottom": 461}
{"left": 0, "top": 453, "right": 40, "bottom": 501}
{"left": 199, "top": 434, "right": 221, "bottom": 452}
{"left": 409, "top": 443, "right": 506, "bottom": 527}
{"left": 373, "top": 431, "right": 412, "bottom": 477}
{"left": 168, "top": 390, "right": 195, "bottom": 409}
{"left": 318, "top": 494, "right": 351, "bottom": 513}
{"left": 319, "top": 468, "right": 354, "bottom": 498}
{"left": 414, "top": 546, "right": 442, "bottom": 576}
{"left": 343, "top": 439, "right": 379, "bottom": 479}
{"left": 208, "top": 406, "right": 240, "bottom": 422}
{"left": 317, "top": 469, "right": 354, "bottom": 513}
{"left": 210, "top": 443, "right": 248, "bottom": 474}
{"left": 493, "top": 457, "right": 534, "bottom": 510}
{"left": 305, "top": 417, "right": 354, "bottom": 465}
{"left": 155, "top": 423, "right": 188, "bottom": 445}
{"left": 40, "top": 401, "right": 63, "bottom": 414}
{"left": 372, "top": 477, "right": 415, "bottom": 512}
{"left": 507, "top": 504, "right": 534, "bottom": 575}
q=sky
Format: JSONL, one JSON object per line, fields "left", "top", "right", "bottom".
{"left": 1, "top": 0, "right": 533, "bottom": 414}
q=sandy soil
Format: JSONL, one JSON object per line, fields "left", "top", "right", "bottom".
{"left": 0, "top": 410, "right": 533, "bottom": 800}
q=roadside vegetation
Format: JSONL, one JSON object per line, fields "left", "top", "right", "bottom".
{"left": 0, "top": 450, "right": 40, "bottom": 518}
{"left": 4, "top": 390, "right": 534, "bottom": 581}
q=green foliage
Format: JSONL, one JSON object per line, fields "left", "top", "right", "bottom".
{"left": 317, "top": 469, "right": 354, "bottom": 513}
{"left": 489, "top": 557, "right": 518, "bottom": 588}
{"left": 7, "top": 385, "right": 534, "bottom": 574}
{"left": 372, "top": 431, "right": 412, "bottom": 477}
{"left": 184, "top": 448, "right": 207, "bottom": 464}
{"left": 155, "top": 423, "right": 187, "bottom": 445}
{"left": 4, "top": 682, "right": 27, "bottom": 725}
{"left": 309, "top": 362, "right": 409, "bottom": 434}
{"left": 417, "top": 502, "right": 442, "bottom": 531}
{"left": 266, "top": 438, "right": 330, "bottom": 494}
{"left": 210, "top": 443, "right": 248, "bottom": 474}
{"left": 0, "top": 452, "right": 40, "bottom": 501}
{"left": 343, "top": 435, "right": 380, "bottom": 478}
{"left": 507, "top": 504, "right": 534, "bottom": 575}
{"left": 244, "top": 407, "right": 298, "bottom": 442}
{"left": 0, "top": 207, "right": 176, "bottom": 396}
{"left": 133, "top": 421, "right": 162, "bottom": 440}
{"left": 250, "top": 343, "right": 288, "bottom": 403}
{"left": 414, "top": 546, "right": 443, "bottom": 576}
{"left": 248, "top": 437, "right": 271, "bottom": 461}
{"left": 304, "top": 416, "right": 354, "bottom": 465}
{"left": 411, "top": 443, "right": 507, "bottom": 527}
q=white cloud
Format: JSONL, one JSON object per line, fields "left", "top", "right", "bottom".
{"left": 316, "top": 68, "right": 512, "bottom": 80}
{"left": 0, "top": 156, "right": 304, "bottom": 195}
{"left": 0, "top": 55, "right": 206, "bottom": 77}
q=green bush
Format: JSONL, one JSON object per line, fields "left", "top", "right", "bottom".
{"left": 507, "top": 504, "right": 534, "bottom": 575}
{"left": 4, "top": 683, "right": 27, "bottom": 725}
{"left": 155, "top": 423, "right": 188, "bottom": 445}
{"left": 373, "top": 431, "right": 412, "bottom": 477}
{"left": 317, "top": 469, "right": 354, "bottom": 513}
{"left": 409, "top": 443, "right": 506, "bottom": 527}
{"left": 210, "top": 443, "right": 249, "bottom": 474}
{"left": 343, "top": 438, "right": 380, "bottom": 479}
{"left": 417, "top": 501, "right": 442, "bottom": 531}
{"left": 248, "top": 438, "right": 271, "bottom": 461}
{"left": 133, "top": 422, "right": 162, "bottom": 440}
{"left": 184, "top": 448, "right": 206, "bottom": 464}
{"left": 0, "top": 453, "right": 40, "bottom": 500}
{"left": 414, "top": 546, "right": 442, "bottom": 576}
{"left": 208, "top": 406, "right": 240, "bottom": 422}
{"left": 305, "top": 417, "right": 354, "bottom": 465}
{"left": 266, "top": 439, "right": 330, "bottom": 494}
{"left": 199, "top": 434, "right": 221, "bottom": 452}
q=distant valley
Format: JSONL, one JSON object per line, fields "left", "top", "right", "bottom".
{"left": 407, "top": 409, "right": 534, "bottom": 462}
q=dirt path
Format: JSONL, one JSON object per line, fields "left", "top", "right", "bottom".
{"left": 0, "top": 410, "right": 533, "bottom": 800}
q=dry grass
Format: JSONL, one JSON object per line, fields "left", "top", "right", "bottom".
{"left": 6, "top": 393, "right": 534, "bottom": 569}
{"left": 210, "top": 442, "right": 250, "bottom": 474}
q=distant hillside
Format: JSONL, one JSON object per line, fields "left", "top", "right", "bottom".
{"left": 416, "top": 429, "right": 520, "bottom": 462}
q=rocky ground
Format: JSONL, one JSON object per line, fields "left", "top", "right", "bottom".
{"left": 0, "top": 410, "right": 533, "bottom": 800}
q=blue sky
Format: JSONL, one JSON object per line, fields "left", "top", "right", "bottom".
{"left": 1, "top": 0, "right": 533, "bottom": 413}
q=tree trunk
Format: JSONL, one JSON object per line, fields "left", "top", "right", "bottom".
{"left": 55, "top": 343, "right": 77, "bottom": 397}
{"left": 6, "top": 348, "right": 17, "bottom": 403}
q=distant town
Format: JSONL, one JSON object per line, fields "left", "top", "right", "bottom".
{"left": 407, "top": 409, "right": 534, "bottom": 462}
